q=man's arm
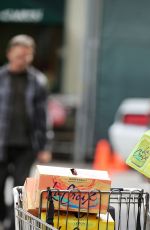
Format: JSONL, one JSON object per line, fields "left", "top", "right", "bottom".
{"left": 33, "top": 74, "right": 52, "bottom": 163}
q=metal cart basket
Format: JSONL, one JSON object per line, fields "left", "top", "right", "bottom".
{"left": 13, "top": 187, "right": 149, "bottom": 230}
{"left": 13, "top": 187, "right": 57, "bottom": 230}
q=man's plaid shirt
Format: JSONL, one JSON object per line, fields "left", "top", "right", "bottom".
{"left": 0, "top": 65, "right": 48, "bottom": 160}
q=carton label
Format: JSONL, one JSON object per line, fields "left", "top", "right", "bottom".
{"left": 131, "top": 139, "right": 150, "bottom": 167}
{"left": 40, "top": 181, "right": 109, "bottom": 213}
{"left": 126, "top": 131, "right": 150, "bottom": 178}
{"left": 52, "top": 182, "right": 98, "bottom": 209}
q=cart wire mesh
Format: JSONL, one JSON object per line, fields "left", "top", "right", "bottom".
{"left": 14, "top": 187, "right": 57, "bottom": 230}
{"left": 14, "top": 187, "right": 149, "bottom": 230}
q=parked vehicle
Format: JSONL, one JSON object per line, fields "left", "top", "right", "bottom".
{"left": 109, "top": 98, "right": 150, "bottom": 159}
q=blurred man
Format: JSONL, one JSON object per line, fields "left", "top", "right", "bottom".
{"left": 0, "top": 35, "right": 51, "bottom": 229}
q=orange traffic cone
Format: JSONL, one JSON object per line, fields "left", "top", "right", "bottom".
{"left": 93, "top": 139, "right": 129, "bottom": 174}
{"left": 93, "top": 139, "right": 111, "bottom": 171}
{"left": 108, "top": 152, "right": 129, "bottom": 174}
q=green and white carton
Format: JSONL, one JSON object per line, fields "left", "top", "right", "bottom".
{"left": 126, "top": 130, "right": 150, "bottom": 178}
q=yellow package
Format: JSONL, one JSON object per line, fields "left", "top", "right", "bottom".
{"left": 41, "top": 211, "right": 114, "bottom": 230}
{"left": 126, "top": 130, "right": 150, "bottom": 178}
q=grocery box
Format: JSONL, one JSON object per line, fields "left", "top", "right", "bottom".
{"left": 41, "top": 211, "right": 115, "bottom": 230}
{"left": 33, "top": 165, "right": 111, "bottom": 214}
{"left": 23, "top": 178, "right": 38, "bottom": 216}
{"left": 126, "top": 130, "right": 150, "bottom": 178}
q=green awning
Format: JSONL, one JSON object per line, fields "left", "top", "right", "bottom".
{"left": 0, "top": 0, "right": 65, "bottom": 24}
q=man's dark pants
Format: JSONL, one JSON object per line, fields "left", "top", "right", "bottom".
{"left": 0, "top": 146, "right": 34, "bottom": 228}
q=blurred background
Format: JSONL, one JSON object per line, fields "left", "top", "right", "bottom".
{"left": 1, "top": 0, "right": 150, "bottom": 188}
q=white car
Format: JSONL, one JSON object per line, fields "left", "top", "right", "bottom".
{"left": 109, "top": 98, "right": 150, "bottom": 160}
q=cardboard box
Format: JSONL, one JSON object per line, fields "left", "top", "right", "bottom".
{"left": 23, "top": 178, "right": 38, "bottom": 216}
{"left": 33, "top": 166, "right": 111, "bottom": 214}
{"left": 41, "top": 211, "right": 115, "bottom": 230}
{"left": 126, "top": 130, "right": 150, "bottom": 178}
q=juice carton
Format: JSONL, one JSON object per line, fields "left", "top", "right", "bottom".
{"left": 41, "top": 211, "right": 115, "bottom": 230}
{"left": 33, "top": 165, "right": 111, "bottom": 214}
{"left": 126, "top": 130, "right": 150, "bottom": 178}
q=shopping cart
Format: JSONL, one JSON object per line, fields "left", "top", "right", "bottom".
{"left": 13, "top": 187, "right": 57, "bottom": 230}
{"left": 13, "top": 187, "right": 149, "bottom": 230}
